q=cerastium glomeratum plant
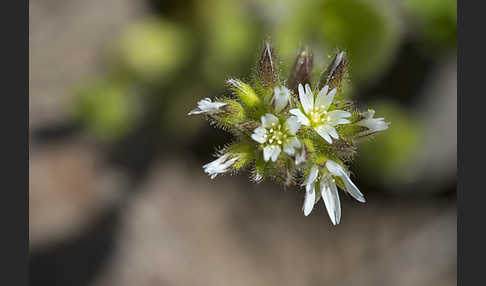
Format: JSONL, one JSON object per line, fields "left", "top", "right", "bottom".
{"left": 189, "top": 42, "right": 390, "bottom": 225}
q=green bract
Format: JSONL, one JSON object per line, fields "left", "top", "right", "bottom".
{"left": 189, "top": 42, "right": 390, "bottom": 225}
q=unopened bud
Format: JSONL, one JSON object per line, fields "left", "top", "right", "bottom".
{"left": 257, "top": 41, "right": 279, "bottom": 88}
{"left": 288, "top": 47, "right": 313, "bottom": 94}
{"left": 227, "top": 79, "right": 262, "bottom": 108}
{"left": 228, "top": 143, "right": 254, "bottom": 170}
{"left": 217, "top": 99, "right": 245, "bottom": 125}
{"left": 318, "top": 51, "right": 347, "bottom": 91}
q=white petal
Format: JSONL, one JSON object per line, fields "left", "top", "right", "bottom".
{"left": 289, "top": 137, "right": 301, "bottom": 148}
{"left": 263, "top": 145, "right": 281, "bottom": 162}
{"left": 188, "top": 98, "right": 227, "bottom": 115}
{"left": 303, "top": 183, "right": 316, "bottom": 216}
{"left": 298, "top": 83, "right": 313, "bottom": 113}
{"left": 283, "top": 137, "right": 300, "bottom": 156}
{"left": 251, "top": 127, "right": 268, "bottom": 143}
{"left": 356, "top": 109, "right": 390, "bottom": 132}
{"left": 283, "top": 142, "right": 294, "bottom": 155}
{"left": 325, "top": 160, "right": 344, "bottom": 177}
{"left": 327, "top": 110, "right": 351, "bottom": 126}
{"left": 327, "top": 88, "right": 337, "bottom": 99}
{"left": 314, "top": 125, "right": 333, "bottom": 144}
{"left": 357, "top": 118, "right": 390, "bottom": 132}
{"left": 325, "top": 125, "right": 339, "bottom": 139}
{"left": 263, "top": 145, "right": 273, "bottom": 162}
{"left": 321, "top": 177, "right": 341, "bottom": 225}
{"left": 326, "top": 160, "right": 366, "bottom": 203}
{"left": 273, "top": 86, "right": 290, "bottom": 113}
{"left": 203, "top": 154, "right": 238, "bottom": 179}
{"left": 305, "top": 84, "right": 314, "bottom": 100}
{"left": 270, "top": 145, "right": 281, "bottom": 162}
{"left": 315, "top": 85, "right": 333, "bottom": 110}
{"left": 289, "top": 109, "right": 310, "bottom": 126}
{"left": 261, "top": 113, "right": 280, "bottom": 128}
{"left": 341, "top": 172, "right": 366, "bottom": 203}
{"left": 187, "top": 108, "right": 202, "bottom": 115}
{"left": 303, "top": 165, "right": 319, "bottom": 186}
{"left": 285, "top": 116, "right": 301, "bottom": 135}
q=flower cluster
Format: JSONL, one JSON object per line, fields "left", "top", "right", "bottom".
{"left": 188, "top": 42, "right": 390, "bottom": 225}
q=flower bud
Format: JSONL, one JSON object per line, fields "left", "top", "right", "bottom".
{"left": 318, "top": 51, "right": 347, "bottom": 91}
{"left": 218, "top": 99, "right": 245, "bottom": 125}
{"left": 257, "top": 41, "right": 279, "bottom": 88}
{"left": 227, "top": 78, "right": 262, "bottom": 108}
{"left": 288, "top": 47, "right": 313, "bottom": 94}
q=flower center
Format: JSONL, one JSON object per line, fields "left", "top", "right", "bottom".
{"left": 308, "top": 108, "right": 328, "bottom": 126}
{"left": 266, "top": 123, "right": 287, "bottom": 146}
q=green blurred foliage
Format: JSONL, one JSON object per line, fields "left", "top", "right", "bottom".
{"left": 195, "top": 0, "right": 261, "bottom": 85}
{"left": 72, "top": 79, "right": 140, "bottom": 142}
{"left": 315, "top": 0, "right": 400, "bottom": 82}
{"left": 275, "top": 0, "right": 401, "bottom": 84}
{"left": 404, "top": 0, "right": 457, "bottom": 50}
{"left": 117, "top": 18, "right": 192, "bottom": 84}
{"left": 357, "top": 102, "right": 422, "bottom": 186}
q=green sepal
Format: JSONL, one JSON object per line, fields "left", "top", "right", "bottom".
{"left": 314, "top": 154, "right": 328, "bottom": 166}
{"left": 226, "top": 142, "right": 255, "bottom": 170}
{"left": 218, "top": 99, "right": 246, "bottom": 125}
{"left": 227, "top": 79, "right": 262, "bottom": 109}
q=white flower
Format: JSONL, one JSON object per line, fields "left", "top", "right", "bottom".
{"left": 203, "top": 153, "right": 238, "bottom": 179}
{"left": 272, "top": 86, "right": 290, "bottom": 113}
{"left": 188, "top": 98, "right": 227, "bottom": 115}
{"left": 251, "top": 113, "right": 301, "bottom": 162}
{"left": 356, "top": 109, "right": 390, "bottom": 133}
{"left": 301, "top": 160, "right": 365, "bottom": 225}
{"left": 290, "top": 83, "right": 351, "bottom": 144}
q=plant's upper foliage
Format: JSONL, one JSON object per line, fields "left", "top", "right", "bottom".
{"left": 189, "top": 42, "right": 390, "bottom": 225}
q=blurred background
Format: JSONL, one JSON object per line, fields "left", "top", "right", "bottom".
{"left": 29, "top": 0, "right": 456, "bottom": 285}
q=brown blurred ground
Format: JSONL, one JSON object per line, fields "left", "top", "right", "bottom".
{"left": 92, "top": 160, "right": 455, "bottom": 286}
